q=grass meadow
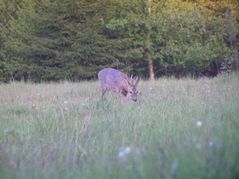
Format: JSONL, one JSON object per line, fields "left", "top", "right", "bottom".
{"left": 0, "top": 74, "right": 239, "bottom": 179}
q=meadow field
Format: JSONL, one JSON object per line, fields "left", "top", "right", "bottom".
{"left": 0, "top": 74, "right": 239, "bottom": 179}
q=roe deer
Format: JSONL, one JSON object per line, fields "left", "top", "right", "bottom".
{"left": 98, "top": 68, "right": 139, "bottom": 102}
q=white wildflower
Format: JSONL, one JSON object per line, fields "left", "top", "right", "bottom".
{"left": 196, "top": 120, "right": 202, "bottom": 127}
{"left": 118, "top": 146, "right": 131, "bottom": 159}
{"left": 63, "top": 101, "right": 68, "bottom": 104}
{"left": 208, "top": 141, "right": 214, "bottom": 147}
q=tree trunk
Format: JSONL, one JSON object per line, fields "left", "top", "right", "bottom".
{"left": 225, "top": 8, "right": 238, "bottom": 70}
{"left": 146, "top": 0, "right": 155, "bottom": 80}
{"left": 147, "top": 53, "right": 154, "bottom": 80}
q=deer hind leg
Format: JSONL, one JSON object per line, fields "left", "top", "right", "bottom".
{"left": 99, "top": 82, "right": 106, "bottom": 97}
{"left": 100, "top": 85, "right": 108, "bottom": 98}
{"left": 100, "top": 86, "right": 105, "bottom": 96}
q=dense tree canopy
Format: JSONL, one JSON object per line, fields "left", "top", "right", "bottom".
{"left": 0, "top": 0, "right": 238, "bottom": 82}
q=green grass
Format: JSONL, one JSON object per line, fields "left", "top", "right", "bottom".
{"left": 0, "top": 74, "right": 239, "bottom": 179}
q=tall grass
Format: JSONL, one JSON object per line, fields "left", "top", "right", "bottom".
{"left": 0, "top": 74, "right": 239, "bottom": 179}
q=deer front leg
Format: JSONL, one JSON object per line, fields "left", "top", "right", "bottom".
{"left": 120, "top": 89, "right": 128, "bottom": 104}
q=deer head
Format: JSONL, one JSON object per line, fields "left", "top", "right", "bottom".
{"left": 126, "top": 76, "right": 139, "bottom": 102}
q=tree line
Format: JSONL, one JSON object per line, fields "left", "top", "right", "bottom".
{"left": 0, "top": 0, "right": 238, "bottom": 82}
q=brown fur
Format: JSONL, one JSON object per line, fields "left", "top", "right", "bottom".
{"left": 98, "top": 68, "right": 139, "bottom": 102}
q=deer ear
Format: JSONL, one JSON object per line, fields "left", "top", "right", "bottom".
{"left": 125, "top": 78, "right": 132, "bottom": 86}
{"left": 128, "top": 79, "right": 133, "bottom": 86}
{"left": 134, "top": 76, "right": 139, "bottom": 86}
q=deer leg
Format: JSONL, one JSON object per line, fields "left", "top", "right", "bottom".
{"left": 120, "top": 94, "right": 128, "bottom": 105}
{"left": 100, "top": 84, "right": 107, "bottom": 97}
{"left": 102, "top": 90, "right": 106, "bottom": 97}
{"left": 120, "top": 90, "right": 128, "bottom": 104}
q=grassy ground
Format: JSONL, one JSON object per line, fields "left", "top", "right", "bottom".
{"left": 0, "top": 74, "right": 239, "bottom": 179}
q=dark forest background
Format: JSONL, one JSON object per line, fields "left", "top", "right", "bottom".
{"left": 0, "top": 0, "right": 238, "bottom": 82}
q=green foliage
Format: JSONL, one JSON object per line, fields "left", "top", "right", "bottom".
{"left": 103, "top": 0, "right": 236, "bottom": 77}
{"left": 152, "top": 1, "right": 232, "bottom": 76}
{"left": 0, "top": 0, "right": 238, "bottom": 81}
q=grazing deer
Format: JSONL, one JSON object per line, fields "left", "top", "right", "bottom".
{"left": 98, "top": 68, "right": 139, "bottom": 102}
